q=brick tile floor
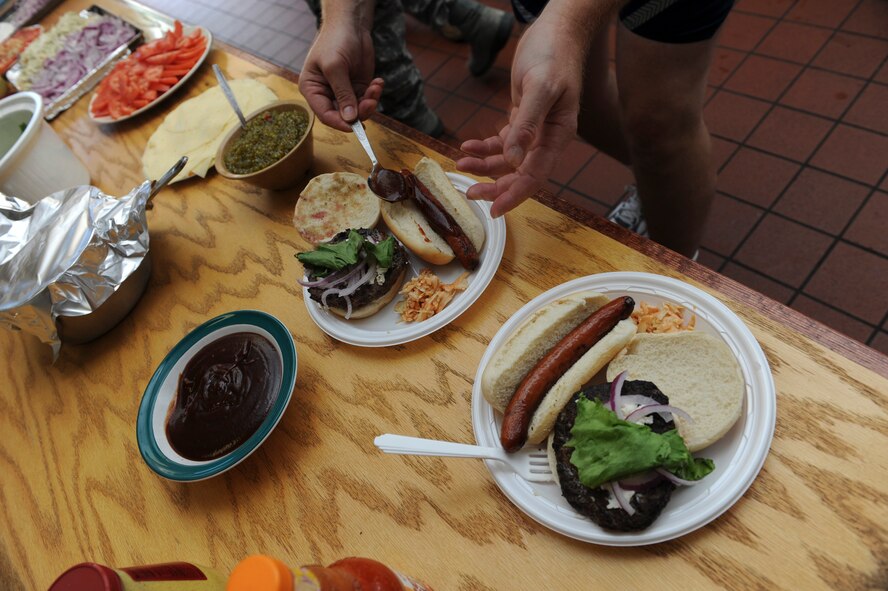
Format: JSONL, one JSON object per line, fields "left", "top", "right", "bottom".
{"left": 141, "top": 0, "right": 888, "bottom": 352}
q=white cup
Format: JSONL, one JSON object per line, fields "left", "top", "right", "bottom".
{"left": 0, "top": 92, "right": 91, "bottom": 204}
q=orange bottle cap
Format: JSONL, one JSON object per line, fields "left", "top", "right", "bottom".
{"left": 227, "top": 555, "right": 293, "bottom": 591}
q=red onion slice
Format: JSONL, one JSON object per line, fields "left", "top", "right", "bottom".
{"left": 298, "top": 269, "right": 347, "bottom": 288}
{"left": 298, "top": 253, "right": 368, "bottom": 288}
{"left": 608, "top": 370, "right": 628, "bottom": 416}
{"left": 337, "top": 262, "right": 377, "bottom": 298}
{"left": 607, "top": 481, "right": 636, "bottom": 516}
{"left": 321, "top": 275, "right": 358, "bottom": 307}
{"left": 618, "top": 471, "right": 663, "bottom": 491}
{"left": 618, "top": 394, "right": 661, "bottom": 409}
{"left": 344, "top": 294, "right": 353, "bottom": 319}
{"left": 625, "top": 404, "right": 694, "bottom": 424}
{"left": 656, "top": 468, "right": 703, "bottom": 487}
{"left": 321, "top": 287, "right": 337, "bottom": 308}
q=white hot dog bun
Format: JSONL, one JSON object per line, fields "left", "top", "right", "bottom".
{"left": 481, "top": 291, "right": 637, "bottom": 445}
{"left": 526, "top": 317, "right": 636, "bottom": 445}
{"left": 606, "top": 332, "right": 744, "bottom": 452}
{"left": 481, "top": 291, "right": 611, "bottom": 413}
{"left": 380, "top": 157, "right": 485, "bottom": 265}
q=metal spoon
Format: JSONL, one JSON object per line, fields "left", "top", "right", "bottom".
{"left": 351, "top": 120, "right": 409, "bottom": 202}
{"left": 350, "top": 119, "right": 379, "bottom": 168}
{"left": 212, "top": 64, "right": 247, "bottom": 129}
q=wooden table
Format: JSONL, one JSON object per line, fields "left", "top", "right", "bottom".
{"left": 2, "top": 1, "right": 888, "bottom": 589}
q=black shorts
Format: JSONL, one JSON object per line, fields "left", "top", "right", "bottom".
{"left": 510, "top": 0, "right": 735, "bottom": 44}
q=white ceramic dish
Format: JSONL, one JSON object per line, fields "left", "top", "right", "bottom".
{"left": 303, "top": 173, "right": 507, "bottom": 347}
{"left": 88, "top": 24, "right": 212, "bottom": 124}
{"left": 137, "top": 310, "right": 297, "bottom": 481}
{"left": 471, "top": 272, "right": 777, "bottom": 546}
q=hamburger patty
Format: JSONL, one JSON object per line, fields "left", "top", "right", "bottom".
{"left": 306, "top": 228, "right": 408, "bottom": 311}
{"left": 552, "top": 380, "right": 677, "bottom": 531}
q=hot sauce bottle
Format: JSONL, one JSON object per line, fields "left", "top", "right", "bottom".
{"left": 49, "top": 562, "right": 226, "bottom": 590}
{"left": 226, "top": 554, "right": 434, "bottom": 591}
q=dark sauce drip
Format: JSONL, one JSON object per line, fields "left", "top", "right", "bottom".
{"left": 367, "top": 165, "right": 407, "bottom": 201}
{"left": 166, "top": 332, "right": 281, "bottom": 461}
{"left": 368, "top": 165, "right": 479, "bottom": 270}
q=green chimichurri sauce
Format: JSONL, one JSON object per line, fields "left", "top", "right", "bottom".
{"left": 223, "top": 109, "right": 308, "bottom": 174}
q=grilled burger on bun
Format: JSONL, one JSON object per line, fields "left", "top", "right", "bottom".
{"left": 297, "top": 228, "right": 407, "bottom": 319}
{"left": 547, "top": 378, "right": 714, "bottom": 531}
{"left": 378, "top": 157, "right": 485, "bottom": 270}
{"left": 481, "top": 291, "right": 638, "bottom": 452}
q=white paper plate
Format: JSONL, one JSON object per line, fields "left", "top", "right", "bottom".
{"left": 303, "top": 173, "right": 506, "bottom": 347}
{"left": 88, "top": 25, "right": 212, "bottom": 124}
{"left": 471, "top": 272, "right": 776, "bottom": 546}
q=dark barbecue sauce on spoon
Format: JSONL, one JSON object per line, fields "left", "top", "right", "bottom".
{"left": 368, "top": 165, "right": 480, "bottom": 270}
{"left": 166, "top": 332, "right": 282, "bottom": 461}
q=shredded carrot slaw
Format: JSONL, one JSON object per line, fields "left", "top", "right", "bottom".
{"left": 631, "top": 301, "right": 696, "bottom": 333}
{"left": 394, "top": 269, "right": 469, "bottom": 322}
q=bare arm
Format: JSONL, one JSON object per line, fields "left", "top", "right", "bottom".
{"left": 299, "top": 0, "right": 384, "bottom": 130}
{"left": 456, "top": 0, "right": 622, "bottom": 216}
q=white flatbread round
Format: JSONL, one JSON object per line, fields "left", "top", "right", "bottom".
{"left": 142, "top": 79, "right": 277, "bottom": 183}
{"left": 293, "top": 172, "right": 381, "bottom": 244}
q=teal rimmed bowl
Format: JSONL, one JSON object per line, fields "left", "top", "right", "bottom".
{"left": 137, "top": 310, "right": 297, "bottom": 481}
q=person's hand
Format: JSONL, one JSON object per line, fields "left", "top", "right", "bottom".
{"left": 299, "top": 19, "right": 383, "bottom": 132}
{"left": 456, "top": 11, "right": 583, "bottom": 217}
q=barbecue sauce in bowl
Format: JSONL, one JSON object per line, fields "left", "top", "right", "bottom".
{"left": 166, "top": 332, "right": 282, "bottom": 461}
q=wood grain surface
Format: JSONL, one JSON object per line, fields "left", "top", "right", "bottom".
{"left": 2, "top": 1, "right": 888, "bottom": 589}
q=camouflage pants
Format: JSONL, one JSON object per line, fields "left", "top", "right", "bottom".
{"left": 304, "top": 0, "right": 453, "bottom": 132}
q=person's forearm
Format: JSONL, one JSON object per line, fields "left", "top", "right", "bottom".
{"left": 319, "top": 0, "right": 375, "bottom": 31}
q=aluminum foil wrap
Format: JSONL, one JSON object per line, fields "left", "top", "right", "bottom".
{"left": 0, "top": 180, "right": 152, "bottom": 355}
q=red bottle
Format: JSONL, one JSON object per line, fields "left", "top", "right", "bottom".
{"left": 49, "top": 562, "right": 225, "bottom": 590}
{"left": 227, "top": 555, "right": 433, "bottom": 591}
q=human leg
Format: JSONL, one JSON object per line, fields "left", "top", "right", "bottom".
{"left": 401, "top": 0, "right": 513, "bottom": 76}
{"left": 576, "top": 25, "right": 632, "bottom": 166}
{"left": 371, "top": 1, "right": 443, "bottom": 135}
{"left": 614, "top": 25, "right": 720, "bottom": 257}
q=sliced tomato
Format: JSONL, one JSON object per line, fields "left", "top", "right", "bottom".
{"left": 145, "top": 64, "right": 164, "bottom": 80}
{"left": 91, "top": 21, "right": 204, "bottom": 119}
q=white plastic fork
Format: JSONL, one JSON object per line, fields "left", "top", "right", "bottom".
{"left": 374, "top": 434, "right": 554, "bottom": 483}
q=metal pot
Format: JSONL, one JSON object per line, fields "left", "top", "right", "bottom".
{"left": 55, "top": 252, "right": 152, "bottom": 344}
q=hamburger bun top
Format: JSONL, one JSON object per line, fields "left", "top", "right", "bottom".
{"left": 380, "top": 157, "right": 485, "bottom": 265}
{"left": 294, "top": 172, "right": 380, "bottom": 244}
{"left": 606, "top": 332, "right": 745, "bottom": 452}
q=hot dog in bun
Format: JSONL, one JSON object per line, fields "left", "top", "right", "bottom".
{"left": 375, "top": 157, "right": 485, "bottom": 270}
{"left": 481, "top": 291, "right": 638, "bottom": 452}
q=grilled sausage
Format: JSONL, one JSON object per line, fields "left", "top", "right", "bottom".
{"left": 500, "top": 296, "right": 635, "bottom": 452}
{"left": 408, "top": 172, "right": 480, "bottom": 270}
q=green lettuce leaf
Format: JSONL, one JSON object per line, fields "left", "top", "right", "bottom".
{"left": 296, "top": 230, "right": 364, "bottom": 270}
{"left": 566, "top": 397, "right": 714, "bottom": 489}
{"left": 364, "top": 236, "right": 394, "bottom": 268}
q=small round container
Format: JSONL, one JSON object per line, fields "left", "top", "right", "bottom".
{"left": 137, "top": 310, "right": 297, "bottom": 481}
{"left": 215, "top": 100, "right": 314, "bottom": 191}
{"left": 0, "top": 91, "right": 90, "bottom": 203}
